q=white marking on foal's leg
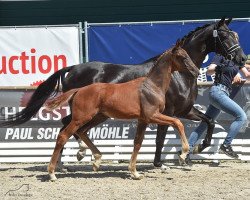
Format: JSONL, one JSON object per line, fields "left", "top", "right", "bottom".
{"left": 48, "top": 163, "right": 58, "bottom": 182}
{"left": 128, "top": 164, "right": 143, "bottom": 180}
{"left": 93, "top": 154, "right": 102, "bottom": 171}
{"left": 49, "top": 171, "right": 57, "bottom": 182}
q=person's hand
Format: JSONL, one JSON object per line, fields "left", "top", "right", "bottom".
{"left": 232, "top": 74, "right": 245, "bottom": 84}
{"left": 232, "top": 74, "right": 241, "bottom": 84}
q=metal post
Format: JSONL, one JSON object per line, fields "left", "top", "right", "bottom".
{"left": 84, "top": 21, "right": 89, "bottom": 62}
{"left": 78, "top": 22, "right": 84, "bottom": 63}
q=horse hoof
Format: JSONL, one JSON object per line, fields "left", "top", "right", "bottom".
{"left": 49, "top": 173, "right": 57, "bottom": 182}
{"left": 160, "top": 164, "right": 170, "bottom": 172}
{"left": 76, "top": 150, "right": 86, "bottom": 161}
{"left": 153, "top": 161, "right": 162, "bottom": 168}
{"left": 93, "top": 163, "right": 100, "bottom": 172}
{"left": 193, "top": 144, "right": 202, "bottom": 154}
{"left": 177, "top": 154, "right": 187, "bottom": 166}
{"left": 178, "top": 158, "right": 186, "bottom": 166}
{"left": 57, "top": 164, "right": 68, "bottom": 173}
{"left": 131, "top": 174, "right": 144, "bottom": 180}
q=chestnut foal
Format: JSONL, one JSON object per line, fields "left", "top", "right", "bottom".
{"left": 46, "top": 44, "right": 197, "bottom": 181}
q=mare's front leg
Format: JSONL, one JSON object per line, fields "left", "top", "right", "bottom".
{"left": 185, "top": 106, "right": 215, "bottom": 154}
{"left": 154, "top": 108, "right": 174, "bottom": 168}
{"left": 48, "top": 121, "right": 79, "bottom": 181}
{"left": 150, "top": 113, "right": 189, "bottom": 164}
{"left": 154, "top": 125, "right": 169, "bottom": 168}
{"left": 128, "top": 121, "right": 147, "bottom": 180}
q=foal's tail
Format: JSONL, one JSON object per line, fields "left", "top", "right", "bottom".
{"left": 45, "top": 89, "right": 79, "bottom": 111}
{"left": 0, "top": 66, "right": 72, "bottom": 127}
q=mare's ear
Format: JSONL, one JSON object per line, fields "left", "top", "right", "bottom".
{"left": 225, "top": 17, "right": 232, "bottom": 25}
{"left": 217, "top": 16, "right": 226, "bottom": 27}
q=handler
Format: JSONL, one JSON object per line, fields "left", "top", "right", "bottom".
{"left": 186, "top": 53, "right": 250, "bottom": 164}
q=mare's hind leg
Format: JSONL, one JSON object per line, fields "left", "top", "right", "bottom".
{"left": 150, "top": 113, "right": 189, "bottom": 164}
{"left": 128, "top": 121, "right": 147, "bottom": 180}
{"left": 76, "top": 113, "right": 109, "bottom": 171}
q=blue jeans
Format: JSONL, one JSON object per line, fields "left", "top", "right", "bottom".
{"left": 189, "top": 84, "right": 247, "bottom": 152}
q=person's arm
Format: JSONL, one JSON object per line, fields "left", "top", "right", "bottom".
{"left": 206, "top": 63, "right": 217, "bottom": 76}
{"left": 244, "top": 63, "right": 250, "bottom": 70}
{"left": 240, "top": 66, "right": 250, "bottom": 78}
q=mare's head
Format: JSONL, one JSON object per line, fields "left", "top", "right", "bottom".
{"left": 212, "top": 17, "right": 246, "bottom": 65}
{"left": 170, "top": 40, "right": 200, "bottom": 78}
{"left": 182, "top": 17, "right": 247, "bottom": 66}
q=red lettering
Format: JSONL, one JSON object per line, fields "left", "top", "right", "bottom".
{"left": 54, "top": 55, "right": 67, "bottom": 72}
{"left": 20, "top": 52, "right": 29, "bottom": 74}
{"left": 0, "top": 56, "right": 7, "bottom": 74}
{"left": 31, "top": 48, "right": 36, "bottom": 74}
{"left": 1, "top": 48, "right": 68, "bottom": 75}
{"left": 38, "top": 55, "right": 52, "bottom": 74}
{"left": 9, "top": 56, "right": 19, "bottom": 74}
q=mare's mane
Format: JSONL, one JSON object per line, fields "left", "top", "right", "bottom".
{"left": 180, "top": 23, "right": 211, "bottom": 44}
{"left": 142, "top": 23, "right": 212, "bottom": 63}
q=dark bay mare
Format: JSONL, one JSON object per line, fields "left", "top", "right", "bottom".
{"left": 45, "top": 44, "right": 197, "bottom": 181}
{"left": 0, "top": 17, "right": 247, "bottom": 168}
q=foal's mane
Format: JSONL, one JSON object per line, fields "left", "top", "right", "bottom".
{"left": 146, "top": 48, "right": 172, "bottom": 76}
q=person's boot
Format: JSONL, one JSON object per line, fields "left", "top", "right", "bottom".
{"left": 219, "top": 144, "right": 239, "bottom": 159}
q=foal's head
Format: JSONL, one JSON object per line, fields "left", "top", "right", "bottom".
{"left": 170, "top": 41, "right": 200, "bottom": 78}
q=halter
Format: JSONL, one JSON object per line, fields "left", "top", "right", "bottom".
{"left": 213, "top": 26, "right": 241, "bottom": 60}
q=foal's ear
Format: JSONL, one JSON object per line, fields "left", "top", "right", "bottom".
{"left": 171, "top": 46, "right": 177, "bottom": 54}
{"left": 175, "top": 39, "right": 183, "bottom": 47}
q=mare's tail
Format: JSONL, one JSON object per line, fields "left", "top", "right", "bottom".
{"left": 45, "top": 89, "right": 79, "bottom": 111}
{"left": 0, "top": 67, "right": 72, "bottom": 127}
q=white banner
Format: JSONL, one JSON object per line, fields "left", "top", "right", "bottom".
{"left": 0, "top": 26, "right": 80, "bottom": 86}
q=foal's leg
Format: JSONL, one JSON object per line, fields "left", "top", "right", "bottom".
{"left": 48, "top": 111, "right": 97, "bottom": 181}
{"left": 57, "top": 115, "right": 72, "bottom": 172}
{"left": 48, "top": 121, "right": 80, "bottom": 181}
{"left": 128, "top": 120, "right": 147, "bottom": 180}
{"left": 67, "top": 100, "right": 88, "bottom": 161}
{"left": 150, "top": 113, "right": 189, "bottom": 163}
{"left": 76, "top": 113, "right": 109, "bottom": 171}
{"left": 77, "top": 133, "right": 102, "bottom": 171}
